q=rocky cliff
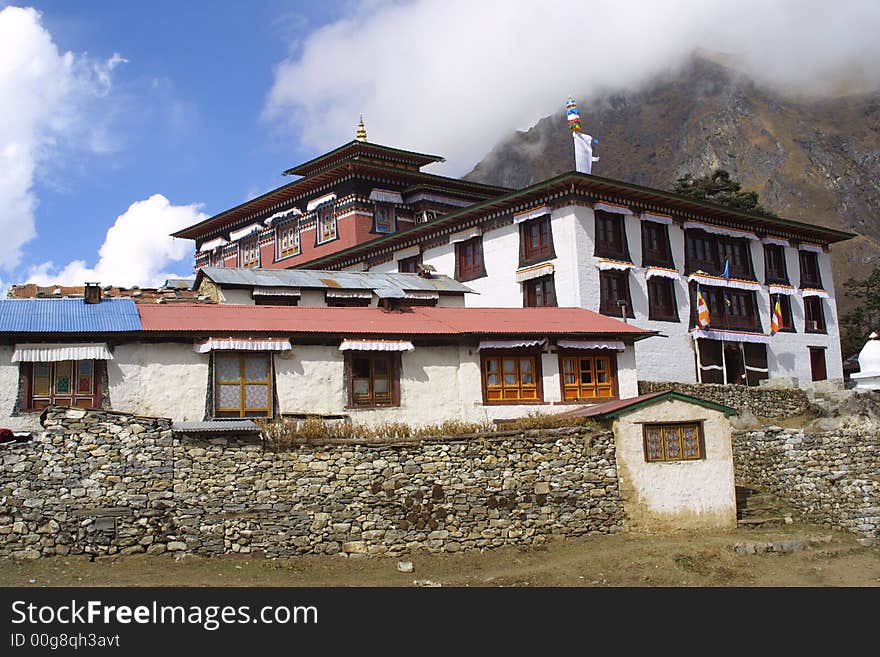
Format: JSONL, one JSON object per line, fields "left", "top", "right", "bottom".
{"left": 465, "top": 56, "right": 880, "bottom": 296}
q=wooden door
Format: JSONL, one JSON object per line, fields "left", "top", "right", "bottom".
{"left": 809, "top": 347, "right": 827, "bottom": 382}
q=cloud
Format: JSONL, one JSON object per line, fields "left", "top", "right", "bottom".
{"left": 265, "top": 0, "right": 880, "bottom": 174}
{"left": 26, "top": 194, "right": 206, "bottom": 287}
{"left": 0, "top": 5, "right": 125, "bottom": 271}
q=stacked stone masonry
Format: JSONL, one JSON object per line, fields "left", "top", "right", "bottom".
{"left": 0, "top": 408, "right": 622, "bottom": 559}
{"left": 733, "top": 427, "right": 879, "bottom": 541}
{"left": 639, "top": 381, "right": 809, "bottom": 419}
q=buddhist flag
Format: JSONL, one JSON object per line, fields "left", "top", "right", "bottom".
{"left": 567, "top": 97, "right": 599, "bottom": 174}
{"left": 770, "top": 297, "right": 783, "bottom": 336}
{"left": 696, "top": 286, "right": 710, "bottom": 329}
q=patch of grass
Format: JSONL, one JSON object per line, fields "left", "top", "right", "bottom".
{"left": 501, "top": 411, "right": 598, "bottom": 432}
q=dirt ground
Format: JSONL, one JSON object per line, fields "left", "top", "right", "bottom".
{"left": 2, "top": 522, "right": 878, "bottom": 587}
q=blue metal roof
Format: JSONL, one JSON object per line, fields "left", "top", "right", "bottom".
{"left": 0, "top": 298, "right": 142, "bottom": 333}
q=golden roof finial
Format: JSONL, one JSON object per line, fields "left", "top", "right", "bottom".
{"left": 356, "top": 115, "right": 367, "bottom": 142}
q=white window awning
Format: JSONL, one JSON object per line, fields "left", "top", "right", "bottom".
{"left": 798, "top": 242, "right": 825, "bottom": 253}
{"left": 265, "top": 207, "right": 301, "bottom": 226}
{"left": 369, "top": 189, "right": 404, "bottom": 204}
{"left": 478, "top": 339, "right": 547, "bottom": 350}
{"left": 251, "top": 287, "right": 301, "bottom": 297}
{"left": 393, "top": 245, "right": 421, "bottom": 260}
{"left": 513, "top": 205, "right": 551, "bottom": 224}
{"left": 645, "top": 267, "right": 680, "bottom": 280}
{"left": 229, "top": 223, "right": 263, "bottom": 242}
{"left": 339, "top": 339, "right": 414, "bottom": 352}
{"left": 684, "top": 220, "right": 758, "bottom": 241}
{"left": 12, "top": 343, "right": 113, "bottom": 363}
{"left": 640, "top": 212, "right": 673, "bottom": 225}
{"left": 687, "top": 273, "right": 762, "bottom": 291}
{"left": 194, "top": 338, "right": 292, "bottom": 353}
{"left": 515, "top": 263, "right": 554, "bottom": 283}
{"left": 325, "top": 289, "right": 373, "bottom": 299}
{"left": 593, "top": 202, "right": 633, "bottom": 215}
{"left": 597, "top": 259, "right": 635, "bottom": 271}
{"left": 199, "top": 237, "right": 229, "bottom": 253}
{"left": 768, "top": 284, "right": 796, "bottom": 296}
{"left": 801, "top": 288, "right": 830, "bottom": 299}
{"left": 449, "top": 227, "right": 482, "bottom": 244}
{"left": 306, "top": 193, "right": 337, "bottom": 212}
{"left": 557, "top": 339, "right": 625, "bottom": 351}
{"left": 691, "top": 329, "right": 770, "bottom": 344}
{"left": 760, "top": 236, "right": 790, "bottom": 247}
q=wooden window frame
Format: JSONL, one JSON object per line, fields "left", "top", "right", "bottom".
{"left": 523, "top": 275, "right": 557, "bottom": 307}
{"left": 345, "top": 352, "right": 401, "bottom": 408}
{"left": 315, "top": 203, "right": 338, "bottom": 245}
{"left": 213, "top": 352, "right": 273, "bottom": 419}
{"left": 372, "top": 202, "right": 396, "bottom": 235}
{"left": 594, "top": 210, "right": 631, "bottom": 261}
{"left": 21, "top": 360, "right": 103, "bottom": 411}
{"left": 718, "top": 238, "right": 754, "bottom": 279}
{"left": 763, "top": 244, "right": 789, "bottom": 285}
{"left": 647, "top": 277, "right": 679, "bottom": 322}
{"left": 804, "top": 296, "right": 827, "bottom": 334}
{"left": 599, "top": 269, "right": 634, "bottom": 318}
{"left": 238, "top": 237, "right": 260, "bottom": 268}
{"left": 275, "top": 222, "right": 301, "bottom": 260}
{"left": 689, "top": 283, "right": 761, "bottom": 332}
{"left": 398, "top": 253, "right": 422, "bottom": 273}
{"left": 640, "top": 221, "right": 674, "bottom": 268}
{"left": 480, "top": 351, "right": 544, "bottom": 405}
{"left": 454, "top": 236, "right": 486, "bottom": 282}
{"left": 770, "top": 294, "right": 795, "bottom": 333}
{"left": 799, "top": 250, "right": 823, "bottom": 289}
{"left": 519, "top": 215, "right": 555, "bottom": 266}
{"left": 643, "top": 422, "right": 705, "bottom": 463}
{"left": 558, "top": 351, "right": 618, "bottom": 402}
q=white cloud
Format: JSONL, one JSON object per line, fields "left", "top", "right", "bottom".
{"left": 0, "top": 5, "right": 125, "bottom": 271}
{"left": 27, "top": 194, "right": 206, "bottom": 287}
{"left": 265, "top": 0, "right": 880, "bottom": 174}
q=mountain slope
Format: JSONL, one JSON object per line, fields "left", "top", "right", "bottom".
{"left": 465, "top": 56, "right": 880, "bottom": 294}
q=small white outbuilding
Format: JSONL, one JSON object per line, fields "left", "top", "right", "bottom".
{"left": 851, "top": 332, "right": 880, "bottom": 390}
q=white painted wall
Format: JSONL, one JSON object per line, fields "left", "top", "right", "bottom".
{"left": 0, "top": 347, "right": 41, "bottom": 431}
{"left": 217, "top": 288, "right": 253, "bottom": 305}
{"left": 108, "top": 343, "right": 208, "bottom": 421}
{"left": 613, "top": 398, "right": 737, "bottom": 530}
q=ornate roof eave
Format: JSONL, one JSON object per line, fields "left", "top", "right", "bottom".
{"left": 296, "top": 171, "right": 855, "bottom": 271}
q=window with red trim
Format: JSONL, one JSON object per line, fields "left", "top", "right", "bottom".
{"left": 520, "top": 216, "right": 554, "bottom": 265}
{"left": 455, "top": 237, "right": 485, "bottom": 281}
{"left": 23, "top": 360, "right": 101, "bottom": 410}
{"left": 523, "top": 275, "right": 557, "bottom": 307}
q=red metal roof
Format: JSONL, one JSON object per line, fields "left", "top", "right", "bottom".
{"left": 137, "top": 304, "right": 655, "bottom": 338}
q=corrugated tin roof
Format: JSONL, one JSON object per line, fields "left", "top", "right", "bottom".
{"left": 137, "top": 304, "right": 655, "bottom": 339}
{"left": 0, "top": 298, "right": 142, "bottom": 333}
{"left": 197, "top": 267, "right": 474, "bottom": 294}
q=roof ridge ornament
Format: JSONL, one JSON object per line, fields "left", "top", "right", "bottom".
{"left": 356, "top": 115, "right": 367, "bottom": 142}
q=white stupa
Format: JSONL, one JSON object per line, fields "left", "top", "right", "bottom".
{"left": 851, "top": 331, "right": 880, "bottom": 390}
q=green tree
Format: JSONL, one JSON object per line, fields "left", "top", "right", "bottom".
{"left": 839, "top": 266, "right": 880, "bottom": 359}
{"left": 673, "top": 169, "right": 778, "bottom": 218}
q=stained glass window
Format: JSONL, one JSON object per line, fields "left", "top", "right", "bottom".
{"left": 26, "top": 360, "right": 99, "bottom": 410}
{"left": 643, "top": 423, "right": 704, "bottom": 462}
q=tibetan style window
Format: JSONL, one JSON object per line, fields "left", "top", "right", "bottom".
{"left": 689, "top": 284, "right": 761, "bottom": 332}
{"left": 804, "top": 296, "right": 826, "bottom": 333}
{"left": 523, "top": 275, "right": 557, "bottom": 307}
{"left": 763, "top": 244, "right": 789, "bottom": 284}
{"left": 239, "top": 238, "right": 260, "bottom": 268}
{"left": 718, "top": 239, "right": 753, "bottom": 279}
{"left": 685, "top": 231, "right": 718, "bottom": 274}
{"left": 455, "top": 237, "right": 485, "bottom": 281}
{"left": 482, "top": 354, "right": 542, "bottom": 403}
{"left": 594, "top": 210, "right": 630, "bottom": 261}
{"left": 276, "top": 223, "right": 300, "bottom": 259}
{"left": 23, "top": 360, "right": 101, "bottom": 410}
{"left": 643, "top": 422, "right": 704, "bottom": 462}
{"left": 599, "top": 270, "right": 634, "bottom": 318}
{"left": 213, "top": 352, "right": 273, "bottom": 418}
{"left": 647, "top": 277, "right": 679, "bottom": 322}
{"left": 520, "top": 215, "right": 554, "bottom": 265}
{"left": 641, "top": 221, "right": 674, "bottom": 268}
{"left": 398, "top": 254, "right": 422, "bottom": 273}
{"left": 316, "top": 203, "right": 337, "bottom": 244}
{"left": 373, "top": 202, "right": 396, "bottom": 234}
{"left": 799, "top": 250, "right": 822, "bottom": 288}
{"left": 346, "top": 353, "right": 400, "bottom": 407}
{"left": 559, "top": 353, "right": 616, "bottom": 401}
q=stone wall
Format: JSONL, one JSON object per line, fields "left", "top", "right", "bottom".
{"left": 733, "top": 427, "right": 879, "bottom": 541}
{"left": 639, "top": 381, "right": 809, "bottom": 419}
{"left": 0, "top": 408, "right": 622, "bottom": 559}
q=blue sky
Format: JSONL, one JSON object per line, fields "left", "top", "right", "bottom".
{"left": 1, "top": 1, "right": 877, "bottom": 290}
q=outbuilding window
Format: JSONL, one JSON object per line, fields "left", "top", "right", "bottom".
{"left": 276, "top": 223, "right": 300, "bottom": 259}
{"left": 346, "top": 353, "right": 400, "bottom": 407}
{"left": 316, "top": 203, "right": 337, "bottom": 244}
{"left": 643, "top": 422, "right": 704, "bottom": 462}
{"left": 482, "top": 353, "right": 542, "bottom": 403}
{"left": 213, "top": 352, "right": 273, "bottom": 418}
{"left": 559, "top": 353, "right": 616, "bottom": 401}
{"left": 22, "top": 360, "right": 102, "bottom": 410}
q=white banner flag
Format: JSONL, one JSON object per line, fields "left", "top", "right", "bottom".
{"left": 574, "top": 132, "right": 599, "bottom": 174}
